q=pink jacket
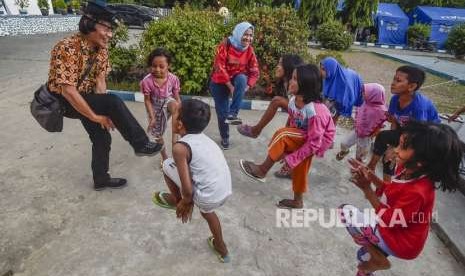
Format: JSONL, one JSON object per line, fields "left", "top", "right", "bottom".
{"left": 285, "top": 102, "right": 336, "bottom": 169}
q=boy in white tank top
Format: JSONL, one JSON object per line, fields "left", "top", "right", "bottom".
{"left": 152, "top": 99, "right": 232, "bottom": 263}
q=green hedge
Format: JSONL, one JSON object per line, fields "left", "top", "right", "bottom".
{"left": 112, "top": 5, "right": 313, "bottom": 96}
{"left": 446, "top": 23, "right": 465, "bottom": 59}
{"left": 140, "top": 5, "right": 227, "bottom": 95}
{"left": 316, "top": 51, "right": 347, "bottom": 67}
{"left": 229, "top": 5, "right": 312, "bottom": 94}
{"left": 407, "top": 24, "right": 431, "bottom": 46}
{"left": 315, "top": 20, "right": 353, "bottom": 51}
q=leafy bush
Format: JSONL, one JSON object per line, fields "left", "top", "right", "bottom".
{"left": 315, "top": 20, "right": 353, "bottom": 51}
{"left": 229, "top": 5, "right": 312, "bottom": 94}
{"left": 407, "top": 24, "right": 431, "bottom": 46}
{"left": 53, "top": 0, "right": 67, "bottom": 10}
{"left": 38, "top": 0, "right": 49, "bottom": 9}
{"left": 109, "top": 24, "right": 140, "bottom": 83}
{"left": 140, "top": 5, "right": 227, "bottom": 95}
{"left": 316, "top": 51, "right": 347, "bottom": 67}
{"left": 446, "top": 23, "right": 465, "bottom": 59}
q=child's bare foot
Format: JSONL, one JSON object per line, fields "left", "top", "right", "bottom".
{"left": 357, "top": 245, "right": 391, "bottom": 273}
{"left": 237, "top": 124, "right": 260, "bottom": 138}
{"left": 276, "top": 199, "right": 303, "bottom": 209}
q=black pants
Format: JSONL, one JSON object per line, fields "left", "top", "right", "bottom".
{"left": 372, "top": 129, "right": 401, "bottom": 175}
{"left": 60, "top": 93, "right": 149, "bottom": 184}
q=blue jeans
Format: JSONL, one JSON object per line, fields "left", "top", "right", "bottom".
{"left": 210, "top": 73, "right": 247, "bottom": 140}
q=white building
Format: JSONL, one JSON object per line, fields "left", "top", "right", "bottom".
{"left": 1, "top": 0, "right": 54, "bottom": 15}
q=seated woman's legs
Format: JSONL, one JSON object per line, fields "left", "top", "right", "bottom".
{"left": 210, "top": 82, "right": 230, "bottom": 143}
{"left": 229, "top": 73, "right": 247, "bottom": 120}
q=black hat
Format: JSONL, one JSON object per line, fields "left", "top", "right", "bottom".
{"left": 84, "top": 0, "right": 117, "bottom": 26}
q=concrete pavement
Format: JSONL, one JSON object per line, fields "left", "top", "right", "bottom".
{"left": 1, "top": 33, "right": 464, "bottom": 276}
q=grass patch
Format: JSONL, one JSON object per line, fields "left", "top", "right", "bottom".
{"left": 107, "top": 80, "right": 139, "bottom": 92}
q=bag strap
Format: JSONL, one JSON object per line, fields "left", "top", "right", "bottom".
{"left": 77, "top": 55, "right": 98, "bottom": 88}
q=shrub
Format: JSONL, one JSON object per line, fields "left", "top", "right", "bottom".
{"left": 38, "top": 0, "right": 49, "bottom": 9}
{"left": 315, "top": 20, "right": 353, "bottom": 51}
{"left": 140, "top": 5, "right": 227, "bottom": 95}
{"left": 229, "top": 5, "right": 313, "bottom": 95}
{"left": 446, "top": 23, "right": 465, "bottom": 59}
{"left": 53, "top": 0, "right": 67, "bottom": 10}
{"left": 109, "top": 24, "right": 140, "bottom": 83}
{"left": 407, "top": 24, "right": 431, "bottom": 46}
{"left": 316, "top": 51, "right": 347, "bottom": 67}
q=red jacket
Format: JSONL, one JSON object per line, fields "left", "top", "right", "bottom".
{"left": 375, "top": 167, "right": 435, "bottom": 260}
{"left": 211, "top": 39, "right": 259, "bottom": 87}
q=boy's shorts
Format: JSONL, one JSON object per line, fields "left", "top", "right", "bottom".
{"left": 162, "top": 158, "right": 227, "bottom": 213}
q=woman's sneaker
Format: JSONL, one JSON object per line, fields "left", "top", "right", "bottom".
{"left": 220, "top": 138, "right": 230, "bottom": 150}
{"left": 225, "top": 115, "right": 242, "bottom": 125}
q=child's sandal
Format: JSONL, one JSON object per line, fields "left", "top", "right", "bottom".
{"left": 336, "top": 149, "right": 350, "bottom": 161}
{"left": 273, "top": 163, "right": 292, "bottom": 179}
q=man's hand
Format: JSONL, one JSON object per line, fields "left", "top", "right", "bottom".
{"left": 93, "top": 115, "right": 115, "bottom": 131}
{"left": 176, "top": 198, "right": 194, "bottom": 223}
{"left": 245, "top": 85, "right": 250, "bottom": 92}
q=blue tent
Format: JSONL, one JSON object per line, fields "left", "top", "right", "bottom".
{"left": 375, "top": 3, "right": 409, "bottom": 45}
{"left": 410, "top": 6, "right": 465, "bottom": 48}
{"left": 337, "top": 0, "right": 345, "bottom": 12}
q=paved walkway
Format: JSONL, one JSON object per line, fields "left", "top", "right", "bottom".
{"left": 352, "top": 46, "right": 465, "bottom": 83}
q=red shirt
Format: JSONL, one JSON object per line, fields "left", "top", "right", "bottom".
{"left": 375, "top": 167, "right": 435, "bottom": 260}
{"left": 210, "top": 40, "right": 259, "bottom": 87}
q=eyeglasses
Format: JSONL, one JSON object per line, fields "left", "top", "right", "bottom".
{"left": 83, "top": 14, "right": 115, "bottom": 32}
{"left": 96, "top": 21, "right": 113, "bottom": 32}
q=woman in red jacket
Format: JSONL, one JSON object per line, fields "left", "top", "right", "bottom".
{"left": 210, "top": 21, "right": 259, "bottom": 150}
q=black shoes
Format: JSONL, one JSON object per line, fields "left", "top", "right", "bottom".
{"left": 225, "top": 116, "right": 242, "bottom": 125}
{"left": 94, "top": 178, "right": 127, "bottom": 191}
{"left": 135, "top": 141, "right": 164, "bottom": 156}
{"left": 220, "top": 138, "right": 230, "bottom": 150}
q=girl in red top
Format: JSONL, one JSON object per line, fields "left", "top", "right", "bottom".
{"left": 210, "top": 21, "right": 259, "bottom": 150}
{"left": 339, "top": 121, "right": 464, "bottom": 276}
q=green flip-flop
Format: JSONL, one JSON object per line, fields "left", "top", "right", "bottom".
{"left": 207, "top": 236, "right": 231, "bottom": 263}
{"left": 152, "top": 191, "right": 176, "bottom": 210}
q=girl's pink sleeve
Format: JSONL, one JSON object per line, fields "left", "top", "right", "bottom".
{"left": 140, "top": 78, "right": 150, "bottom": 96}
{"left": 173, "top": 76, "right": 181, "bottom": 98}
{"left": 284, "top": 116, "right": 325, "bottom": 169}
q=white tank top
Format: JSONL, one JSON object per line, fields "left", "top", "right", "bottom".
{"left": 179, "top": 133, "right": 232, "bottom": 203}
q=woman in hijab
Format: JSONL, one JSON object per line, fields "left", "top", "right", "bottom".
{"left": 210, "top": 21, "right": 259, "bottom": 150}
{"left": 320, "top": 57, "right": 364, "bottom": 125}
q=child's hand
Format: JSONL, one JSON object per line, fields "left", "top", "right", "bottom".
{"left": 348, "top": 158, "right": 372, "bottom": 191}
{"left": 386, "top": 112, "right": 395, "bottom": 123}
{"left": 176, "top": 198, "right": 193, "bottom": 223}
{"left": 148, "top": 117, "right": 156, "bottom": 132}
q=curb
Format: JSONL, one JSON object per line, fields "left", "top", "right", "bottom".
{"left": 431, "top": 222, "right": 465, "bottom": 268}
{"left": 108, "top": 90, "right": 273, "bottom": 111}
{"left": 353, "top": 41, "right": 447, "bottom": 53}
{"left": 371, "top": 52, "right": 465, "bottom": 85}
